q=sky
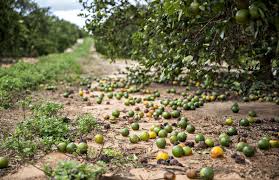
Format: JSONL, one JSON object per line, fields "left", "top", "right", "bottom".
{"left": 34, "top": 0, "right": 85, "bottom": 27}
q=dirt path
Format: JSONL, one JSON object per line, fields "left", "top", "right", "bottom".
{"left": 1, "top": 44, "right": 279, "bottom": 180}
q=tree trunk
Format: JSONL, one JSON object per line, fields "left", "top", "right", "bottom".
{"left": 258, "top": 53, "right": 273, "bottom": 80}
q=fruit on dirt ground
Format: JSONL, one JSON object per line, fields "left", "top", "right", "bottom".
{"left": 95, "top": 134, "right": 104, "bottom": 144}
{"left": 177, "top": 132, "right": 187, "bottom": 142}
{"left": 220, "top": 136, "right": 230, "bottom": 147}
{"left": 158, "top": 129, "right": 168, "bottom": 138}
{"left": 156, "top": 151, "right": 169, "bottom": 160}
{"left": 171, "top": 110, "right": 180, "bottom": 118}
{"left": 162, "top": 112, "right": 171, "bottom": 119}
{"left": 243, "top": 145, "right": 255, "bottom": 157}
{"left": 178, "top": 119, "right": 188, "bottom": 129}
{"left": 269, "top": 140, "right": 279, "bottom": 148}
{"left": 57, "top": 142, "right": 67, "bottom": 153}
{"left": 140, "top": 131, "right": 150, "bottom": 141}
{"left": 0, "top": 157, "right": 9, "bottom": 169}
{"left": 77, "top": 142, "right": 88, "bottom": 154}
{"left": 121, "top": 128, "right": 129, "bottom": 137}
{"left": 225, "top": 117, "right": 233, "bottom": 125}
{"left": 211, "top": 146, "right": 224, "bottom": 158}
{"left": 183, "top": 146, "right": 192, "bottom": 156}
{"left": 156, "top": 138, "right": 167, "bottom": 149}
{"left": 129, "top": 134, "right": 140, "bottom": 144}
{"left": 131, "top": 122, "right": 140, "bottom": 130}
{"left": 128, "top": 110, "right": 135, "bottom": 117}
{"left": 154, "top": 126, "right": 161, "bottom": 134}
{"left": 257, "top": 139, "right": 270, "bottom": 150}
{"left": 172, "top": 145, "right": 184, "bottom": 158}
{"left": 231, "top": 103, "right": 239, "bottom": 113}
{"left": 170, "top": 135, "right": 178, "bottom": 144}
{"left": 227, "top": 127, "right": 237, "bottom": 136}
{"left": 149, "top": 131, "right": 157, "bottom": 139}
{"left": 200, "top": 167, "right": 214, "bottom": 180}
{"left": 79, "top": 90, "right": 84, "bottom": 96}
{"left": 205, "top": 138, "right": 214, "bottom": 147}
{"left": 248, "top": 110, "right": 257, "bottom": 117}
{"left": 240, "top": 118, "right": 249, "bottom": 126}
{"left": 66, "top": 142, "right": 77, "bottom": 153}
{"left": 186, "top": 124, "right": 195, "bottom": 133}
{"left": 236, "top": 142, "right": 248, "bottom": 152}
{"left": 164, "top": 125, "right": 173, "bottom": 133}
{"left": 112, "top": 110, "right": 120, "bottom": 118}
{"left": 195, "top": 133, "right": 205, "bottom": 143}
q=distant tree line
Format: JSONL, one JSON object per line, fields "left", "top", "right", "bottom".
{"left": 0, "top": 0, "right": 86, "bottom": 59}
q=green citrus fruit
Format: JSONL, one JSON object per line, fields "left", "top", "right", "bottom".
{"left": 220, "top": 136, "right": 230, "bottom": 147}
{"left": 240, "top": 118, "right": 249, "bottom": 126}
{"left": 243, "top": 145, "right": 255, "bottom": 157}
{"left": 258, "top": 139, "right": 270, "bottom": 150}
{"left": 66, "top": 142, "right": 77, "bottom": 153}
{"left": 57, "top": 142, "right": 67, "bottom": 153}
{"left": 186, "top": 124, "right": 195, "bottom": 133}
{"left": 121, "top": 128, "right": 129, "bottom": 137}
{"left": 236, "top": 142, "right": 248, "bottom": 152}
{"left": 131, "top": 122, "right": 140, "bottom": 130}
{"left": 128, "top": 110, "right": 135, "bottom": 117}
{"left": 235, "top": 9, "right": 250, "bottom": 24}
{"left": 112, "top": 110, "right": 120, "bottom": 118}
{"left": 170, "top": 135, "right": 178, "bottom": 144}
{"left": 195, "top": 133, "right": 205, "bottom": 143}
{"left": 0, "top": 157, "right": 9, "bottom": 169}
{"left": 156, "top": 138, "right": 167, "bottom": 149}
{"left": 164, "top": 125, "right": 173, "bottom": 133}
{"left": 205, "top": 138, "right": 214, "bottom": 147}
{"left": 200, "top": 167, "right": 214, "bottom": 180}
{"left": 248, "top": 110, "right": 257, "bottom": 117}
{"left": 129, "top": 134, "right": 140, "bottom": 144}
{"left": 140, "top": 131, "right": 150, "bottom": 141}
{"left": 227, "top": 127, "right": 237, "bottom": 136}
{"left": 77, "top": 142, "right": 88, "bottom": 154}
{"left": 172, "top": 145, "right": 184, "bottom": 157}
{"left": 162, "top": 111, "right": 171, "bottom": 119}
{"left": 177, "top": 132, "right": 187, "bottom": 142}
{"left": 171, "top": 110, "right": 180, "bottom": 118}
{"left": 158, "top": 129, "right": 168, "bottom": 138}
{"left": 183, "top": 146, "right": 192, "bottom": 156}
{"left": 178, "top": 119, "right": 188, "bottom": 129}
{"left": 249, "top": 4, "right": 260, "bottom": 19}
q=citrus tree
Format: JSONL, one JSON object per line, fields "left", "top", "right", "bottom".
{"left": 80, "top": 0, "right": 144, "bottom": 59}
{"left": 0, "top": 0, "right": 86, "bottom": 58}
{"left": 81, "top": 0, "right": 279, "bottom": 79}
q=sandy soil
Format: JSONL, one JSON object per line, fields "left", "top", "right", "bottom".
{"left": 1, "top": 45, "right": 279, "bottom": 180}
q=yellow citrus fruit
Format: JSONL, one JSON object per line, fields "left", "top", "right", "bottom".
{"left": 211, "top": 146, "right": 224, "bottom": 158}
{"left": 79, "top": 90, "right": 84, "bottom": 96}
{"left": 156, "top": 151, "right": 169, "bottom": 160}
{"left": 149, "top": 131, "right": 157, "bottom": 139}
{"left": 95, "top": 134, "right": 104, "bottom": 144}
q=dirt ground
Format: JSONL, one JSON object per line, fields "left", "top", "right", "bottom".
{"left": 1, "top": 45, "right": 279, "bottom": 180}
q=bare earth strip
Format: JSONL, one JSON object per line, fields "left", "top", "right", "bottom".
{"left": 1, "top": 45, "right": 279, "bottom": 180}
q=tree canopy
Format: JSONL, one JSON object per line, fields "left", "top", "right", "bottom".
{"left": 0, "top": 0, "right": 86, "bottom": 59}
{"left": 81, "top": 0, "right": 279, "bottom": 80}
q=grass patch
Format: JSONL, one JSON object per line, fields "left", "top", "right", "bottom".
{"left": 0, "top": 38, "right": 93, "bottom": 109}
{"left": 44, "top": 160, "right": 106, "bottom": 180}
